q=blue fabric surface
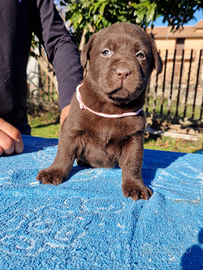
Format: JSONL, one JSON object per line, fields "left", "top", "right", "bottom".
{"left": 0, "top": 135, "right": 203, "bottom": 270}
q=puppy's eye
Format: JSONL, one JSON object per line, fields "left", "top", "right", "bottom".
{"left": 136, "top": 51, "right": 145, "bottom": 60}
{"left": 101, "top": 49, "right": 113, "bottom": 58}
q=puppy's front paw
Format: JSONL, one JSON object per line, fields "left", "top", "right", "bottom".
{"left": 122, "top": 182, "right": 152, "bottom": 201}
{"left": 36, "top": 168, "right": 65, "bottom": 185}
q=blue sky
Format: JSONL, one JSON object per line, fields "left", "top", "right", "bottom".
{"left": 153, "top": 9, "right": 203, "bottom": 27}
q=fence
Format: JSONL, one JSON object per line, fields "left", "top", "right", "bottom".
{"left": 27, "top": 48, "right": 203, "bottom": 126}
{"left": 145, "top": 49, "right": 203, "bottom": 126}
{"left": 27, "top": 48, "right": 58, "bottom": 102}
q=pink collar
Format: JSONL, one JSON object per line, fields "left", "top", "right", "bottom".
{"left": 76, "top": 83, "right": 143, "bottom": 118}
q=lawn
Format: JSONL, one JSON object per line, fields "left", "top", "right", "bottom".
{"left": 28, "top": 112, "right": 60, "bottom": 138}
{"left": 145, "top": 96, "right": 202, "bottom": 119}
{"left": 144, "top": 134, "right": 202, "bottom": 153}
{"left": 28, "top": 111, "right": 203, "bottom": 154}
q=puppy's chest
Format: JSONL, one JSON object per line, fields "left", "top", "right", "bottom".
{"left": 92, "top": 120, "right": 139, "bottom": 146}
{"left": 76, "top": 119, "right": 144, "bottom": 168}
{"left": 76, "top": 115, "right": 145, "bottom": 151}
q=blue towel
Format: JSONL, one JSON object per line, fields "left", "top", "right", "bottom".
{"left": 0, "top": 135, "right": 203, "bottom": 269}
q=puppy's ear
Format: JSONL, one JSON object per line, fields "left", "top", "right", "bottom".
{"left": 149, "top": 37, "right": 163, "bottom": 74}
{"left": 80, "top": 34, "right": 96, "bottom": 68}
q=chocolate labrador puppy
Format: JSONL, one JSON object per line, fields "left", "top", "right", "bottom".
{"left": 37, "top": 23, "right": 162, "bottom": 200}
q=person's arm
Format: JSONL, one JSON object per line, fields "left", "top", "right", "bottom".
{"left": 0, "top": 118, "right": 24, "bottom": 156}
{"left": 33, "top": 0, "right": 83, "bottom": 122}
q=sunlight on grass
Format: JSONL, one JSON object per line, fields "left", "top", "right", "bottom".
{"left": 27, "top": 111, "right": 203, "bottom": 153}
{"left": 145, "top": 97, "right": 202, "bottom": 119}
{"left": 144, "top": 135, "right": 203, "bottom": 153}
{"left": 28, "top": 113, "right": 60, "bottom": 138}
{"left": 31, "top": 124, "right": 60, "bottom": 138}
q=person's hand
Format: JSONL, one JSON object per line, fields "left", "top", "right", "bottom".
{"left": 60, "top": 104, "right": 71, "bottom": 124}
{"left": 0, "top": 118, "right": 24, "bottom": 156}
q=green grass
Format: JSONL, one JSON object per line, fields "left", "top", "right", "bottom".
{"left": 28, "top": 111, "right": 203, "bottom": 153}
{"left": 144, "top": 134, "right": 203, "bottom": 153}
{"left": 28, "top": 112, "right": 60, "bottom": 138}
{"left": 145, "top": 97, "right": 202, "bottom": 119}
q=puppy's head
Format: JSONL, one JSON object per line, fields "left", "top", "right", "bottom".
{"left": 81, "top": 23, "right": 162, "bottom": 105}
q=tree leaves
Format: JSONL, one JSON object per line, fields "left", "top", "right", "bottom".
{"left": 60, "top": 0, "right": 203, "bottom": 48}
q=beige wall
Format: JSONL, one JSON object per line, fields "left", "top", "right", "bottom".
{"left": 154, "top": 38, "right": 203, "bottom": 54}
{"left": 155, "top": 39, "right": 176, "bottom": 51}
{"left": 184, "top": 38, "right": 203, "bottom": 51}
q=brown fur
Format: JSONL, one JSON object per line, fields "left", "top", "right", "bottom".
{"left": 36, "top": 23, "right": 163, "bottom": 200}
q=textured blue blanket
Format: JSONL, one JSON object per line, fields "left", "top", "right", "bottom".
{"left": 0, "top": 135, "right": 203, "bottom": 270}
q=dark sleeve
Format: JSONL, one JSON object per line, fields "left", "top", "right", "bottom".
{"left": 34, "top": 0, "right": 83, "bottom": 111}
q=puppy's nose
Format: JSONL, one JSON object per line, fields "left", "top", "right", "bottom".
{"left": 116, "top": 67, "right": 131, "bottom": 80}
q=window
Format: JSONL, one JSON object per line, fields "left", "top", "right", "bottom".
{"left": 176, "top": 38, "right": 185, "bottom": 55}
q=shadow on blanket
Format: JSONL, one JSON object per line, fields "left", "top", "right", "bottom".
{"left": 22, "top": 135, "right": 58, "bottom": 154}
{"left": 181, "top": 228, "right": 203, "bottom": 270}
{"left": 142, "top": 149, "right": 185, "bottom": 192}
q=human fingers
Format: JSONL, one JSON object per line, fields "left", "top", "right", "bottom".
{"left": 60, "top": 105, "right": 71, "bottom": 124}
{"left": 0, "top": 118, "right": 24, "bottom": 154}
{"left": 4, "top": 141, "right": 15, "bottom": 155}
{"left": 0, "top": 129, "right": 23, "bottom": 155}
{"left": 14, "top": 136, "right": 24, "bottom": 154}
{"left": 0, "top": 145, "right": 3, "bottom": 156}
{"left": 0, "top": 129, "right": 15, "bottom": 155}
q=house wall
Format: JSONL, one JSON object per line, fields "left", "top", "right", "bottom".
{"left": 155, "top": 39, "right": 176, "bottom": 54}
{"left": 155, "top": 38, "right": 203, "bottom": 54}
{"left": 184, "top": 38, "right": 203, "bottom": 51}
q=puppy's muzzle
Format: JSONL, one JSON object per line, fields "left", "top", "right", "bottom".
{"left": 115, "top": 67, "right": 131, "bottom": 80}
{"left": 107, "top": 66, "right": 133, "bottom": 103}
